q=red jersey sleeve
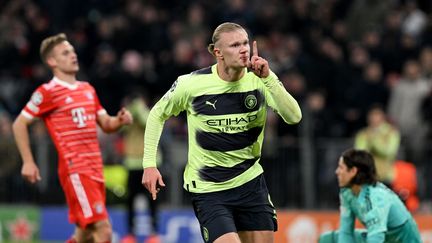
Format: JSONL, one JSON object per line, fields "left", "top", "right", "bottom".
{"left": 22, "top": 85, "right": 56, "bottom": 119}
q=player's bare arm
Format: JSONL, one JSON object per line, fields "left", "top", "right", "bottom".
{"left": 97, "top": 107, "right": 133, "bottom": 133}
{"left": 248, "top": 41, "right": 269, "bottom": 78}
{"left": 142, "top": 167, "right": 165, "bottom": 200}
{"left": 12, "top": 114, "right": 41, "bottom": 184}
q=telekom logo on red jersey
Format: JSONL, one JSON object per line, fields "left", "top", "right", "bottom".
{"left": 71, "top": 107, "right": 87, "bottom": 128}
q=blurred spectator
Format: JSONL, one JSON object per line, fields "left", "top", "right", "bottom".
{"left": 219, "top": 0, "right": 255, "bottom": 29}
{"left": 120, "top": 51, "right": 142, "bottom": 86}
{"left": 332, "top": 42, "right": 365, "bottom": 136}
{"left": 277, "top": 71, "right": 305, "bottom": 142}
{"left": 354, "top": 61, "right": 390, "bottom": 124}
{"left": 306, "top": 90, "right": 334, "bottom": 138}
{"left": 381, "top": 9, "right": 404, "bottom": 73}
{"left": 421, "top": 15, "right": 432, "bottom": 46}
{"left": 184, "top": 3, "right": 207, "bottom": 36}
{"left": 89, "top": 43, "right": 123, "bottom": 115}
{"left": 345, "top": 0, "right": 395, "bottom": 41}
{"left": 401, "top": 0, "right": 427, "bottom": 39}
{"left": 157, "top": 38, "right": 196, "bottom": 94}
{"left": 0, "top": 75, "right": 29, "bottom": 115}
{"left": 361, "top": 30, "right": 383, "bottom": 61}
{"left": 392, "top": 159, "right": 420, "bottom": 212}
{"left": 387, "top": 60, "right": 431, "bottom": 165}
{"left": 419, "top": 46, "right": 432, "bottom": 79}
{"left": 400, "top": 33, "right": 421, "bottom": 62}
{"left": 273, "top": 34, "right": 304, "bottom": 74}
{"left": 331, "top": 20, "right": 349, "bottom": 52}
{"left": 354, "top": 105, "right": 400, "bottom": 184}
{"left": 421, "top": 46, "right": 432, "bottom": 138}
{"left": 0, "top": 111, "right": 20, "bottom": 200}
{"left": 121, "top": 92, "right": 162, "bottom": 243}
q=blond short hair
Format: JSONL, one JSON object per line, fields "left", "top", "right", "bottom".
{"left": 40, "top": 33, "right": 68, "bottom": 63}
{"left": 207, "top": 22, "right": 246, "bottom": 56}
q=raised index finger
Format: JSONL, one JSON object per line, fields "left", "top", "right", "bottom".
{"left": 252, "top": 40, "right": 258, "bottom": 57}
{"left": 150, "top": 180, "right": 158, "bottom": 200}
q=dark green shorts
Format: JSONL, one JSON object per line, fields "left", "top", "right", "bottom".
{"left": 190, "top": 174, "right": 277, "bottom": 243}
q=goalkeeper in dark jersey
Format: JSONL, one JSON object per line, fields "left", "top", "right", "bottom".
{"left": 141, "top": 22, "right": 302, "bottom": 243}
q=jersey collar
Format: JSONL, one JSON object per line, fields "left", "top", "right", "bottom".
{"left": 53, "top": 76, "right": 79, "bottom": 90}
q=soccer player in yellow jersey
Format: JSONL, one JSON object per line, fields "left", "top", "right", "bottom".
{"left": 142, "top": 22, "right": 302, "bottom": 243}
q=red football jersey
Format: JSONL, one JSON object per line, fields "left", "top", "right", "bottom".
{"left": 22, "top": 77, "right": 107, "bottom": 181}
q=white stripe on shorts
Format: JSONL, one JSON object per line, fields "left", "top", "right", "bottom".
{"left": 70, "top": 173, "right": 93, "bottom": 218}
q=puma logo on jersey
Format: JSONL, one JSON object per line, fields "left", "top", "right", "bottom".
{"left": 205, "top": 100, "right": 217, "bottom": 110}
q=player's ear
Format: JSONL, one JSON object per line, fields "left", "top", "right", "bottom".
{"left": 46, "top": 56, "right": 56, "bottom": 67}
{"left": 214, "top": 48, "right": 223, "bottom": 59}
{"left": 351, "top": 166, "right": 358, "bottom": 176}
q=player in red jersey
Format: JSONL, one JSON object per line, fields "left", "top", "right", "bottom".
{"left": 12, "top": 33, "right": 133, "bottom": 243}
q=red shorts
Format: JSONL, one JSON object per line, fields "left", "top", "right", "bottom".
{"left": 60, "top": 173, "right": 109, "bottom": 228}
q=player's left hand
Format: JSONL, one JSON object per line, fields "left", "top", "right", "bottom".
{"left": 117, "top": 107, "right": 133, "bottom": 125}
{"left": 248, "top": 40, "right": 269, "bottom": 78}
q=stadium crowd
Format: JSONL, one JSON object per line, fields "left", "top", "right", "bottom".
{"left": 1, "top": 0, "right": 432, "bottom": 209}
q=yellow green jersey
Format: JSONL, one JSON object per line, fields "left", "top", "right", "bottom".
{"left": 143, "top": 64, "right": 301, "bottom": 193}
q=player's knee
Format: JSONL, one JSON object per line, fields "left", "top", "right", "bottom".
{"left": 99, "top": 225, "right": 112, "bottom": 239}
{"left": 93, "top": 220, "right": 112, "bottom": 242}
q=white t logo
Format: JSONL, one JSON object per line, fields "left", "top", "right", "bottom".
{"left": 71, "top": 107, "right": 87, "bottom": 127}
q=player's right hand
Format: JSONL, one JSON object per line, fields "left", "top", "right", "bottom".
{"left": 21, "top": 162, "right": 41, "bottom": 184}
{"left": 142, "top": 167, "right": 166, "bottom": 200}
{"left": 117, "top": 107, "right": 133, "bottom": 125}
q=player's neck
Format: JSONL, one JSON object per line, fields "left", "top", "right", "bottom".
{"left": 351, "top": 184, "right": 362, "bottom": 196}
{"left": 53, "top": 71, "right": 77, "bottom": 84}
{"left": 217, "top": 63, "right": 245, "bottom": 82}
